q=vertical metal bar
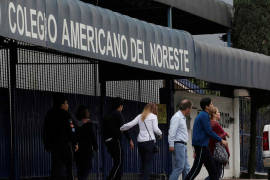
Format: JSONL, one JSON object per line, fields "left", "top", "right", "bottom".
{"left": 100, "top": 80, "right": 106, "bottom": 179}
{"left": 94, "top": 63, "right": 97, "bottom": 96}
{"left": 167, "top": 7, "right": 172, "bottom": 28}
{"left": 248, "top": 92, "right": 258, "bottom": 178}
{"left": 8, "top": 40, "right": 17, "bottom": 180}
{"left": 138, "top": 80, "right": 141, "bottom": 113}
{"left": 227, "top": 30, "right": 231, "bottom": 47}
{"left": 95, "top": 65, "right": 99, "bottom": 179}
{"left": 166, "top": 6, "right": 174, "bottom": 176}
{"left": 167, "top": 4, "right": 174, "bottom": 116}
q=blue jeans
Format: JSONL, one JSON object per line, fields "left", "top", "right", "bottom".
{"left": 169, "top": 143, "right": 190, "bottom": 180}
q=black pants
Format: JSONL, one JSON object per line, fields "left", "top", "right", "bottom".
{"left": 138, "top": 141, "right": 155, "bottom": 180}
{"left": 205, "top": 159, "right": 223, "bottom": 180}
{"left": 75, "top": 152, "right": 93, "bottom": 180}
{"left": 51, "top": 144, "right": 74, "bottom": 180}
{"left": 105, "top": 139, "right": 123, "bottom": 180}
{"left": 185, "top": 146, "right": 218, "bottom": 180}
{"left": 214, "top": 160, "right": 223, "bottom": 179}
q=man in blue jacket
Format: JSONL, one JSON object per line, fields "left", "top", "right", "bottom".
{"left": 185, "top": 97, "right": 228, "bottom": 180}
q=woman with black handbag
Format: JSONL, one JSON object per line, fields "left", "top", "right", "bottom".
{"left": 205, "top": 107, "right": 230, "bottom": 180}
{"left": 120, "top": 103, "right": 162, "bottom": 180}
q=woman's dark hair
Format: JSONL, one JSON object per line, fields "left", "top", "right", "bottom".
{"left": 112, "top": 97, "right": 124, "bottom": 110}
{"left": 200, "top": 97, "right": 212, "bottom": 111}
{"left": 53, "top": 94, "right": 68, "bottom": 108}
{"left": 76, "top": 105, "right": 89, "bottom": 120}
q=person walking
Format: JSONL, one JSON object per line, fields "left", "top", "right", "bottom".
{"left": 205, "top": 107, "right": 230, "bottom": 180}
{"left": 43, "top": 94, "right": 77, "bottom": 180}
{"left": 103, "top": 97, "right": 134, "bottom": 180}
{"left": 185, "top": 97, "right": 228, "bottom": 180}
{"left": 75, "top": 105, "right": 98, "bottom": 180}
{"left": 120, "top": 103, "right": 162, "bottom": 180}
{"left": 168, "top": 99, "right": 192, "bottom": 180}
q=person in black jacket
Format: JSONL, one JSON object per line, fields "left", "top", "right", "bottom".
{"left": 75, "top": 105, "right": 98, "bottom": 180}
{"left": 103, "top": 97, "right": 134, "bottom": 180}
{"left": 43, "top": 94, "right": 77, "bottom": 180}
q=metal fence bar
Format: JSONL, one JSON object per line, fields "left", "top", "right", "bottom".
{"left": 8, "top": 40, "right": 18, "bottom": 179}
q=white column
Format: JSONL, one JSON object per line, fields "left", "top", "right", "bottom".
{"left": 233, "top": 89, "right": 249, "bottom": 178}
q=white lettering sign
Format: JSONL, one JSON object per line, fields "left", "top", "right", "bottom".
{"left": 7, "top": 1, "right": 192, "bottom": 74}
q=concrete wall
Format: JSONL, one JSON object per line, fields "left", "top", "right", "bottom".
{"left": 174, "top": 91, "right": 240, "bottom": 179}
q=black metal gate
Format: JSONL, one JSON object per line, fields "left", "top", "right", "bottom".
{"left": 239, "top": 97, "right": 269, "bottom": 173}
{"left": 0, "top": 38, "right": 169, "bottom": 179}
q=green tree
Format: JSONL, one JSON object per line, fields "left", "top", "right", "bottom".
{"left": 232, "top": 0, "right": 270, "bottom": 55}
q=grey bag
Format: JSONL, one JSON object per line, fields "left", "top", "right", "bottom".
{"left": 213, "top": 142, "right": 229, "bottom": 164}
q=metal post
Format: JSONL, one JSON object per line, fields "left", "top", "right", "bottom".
{"left": 248, "top": 90, "right": 257, "bottom": 178}
{"left": 163, "top": 79, "right": 174, "bottom": 175}
{"left": 8, "top": 40, "right": 17, "bottom": 180}
{"left": 167, "top": 6, "right": 174, "bottom": 118}
{"left": 166, "top": 6, "right": 174, "bottom": 176}
{"left": 165, "top": 80, "right": 174, "bottom": 118}
{"left": 138, "top": 80, "right": 141, "bottom": 102}
{"left": 227, "top": 30, "right": 231, "bottom": 47}
{"left": 167, "top": 7, "right": 172, "bottom": 28}
{"left": 94, "top": 64, "right": 98, "bottom": 96}
{"left": 100, "top": 80, "right": 106, "bottom": 179}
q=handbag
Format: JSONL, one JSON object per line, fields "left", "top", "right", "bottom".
{"left": 143, "top": 120, "right": 159, "bottom": 153}
{"left": 213, "top": 142, "right": 229, "bottom": 164}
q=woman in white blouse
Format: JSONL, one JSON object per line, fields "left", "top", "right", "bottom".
{"left": 120, "top": 103, "right": 162, "bottom": 180}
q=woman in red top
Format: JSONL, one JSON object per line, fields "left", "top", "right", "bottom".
{"left": 205, "top": 107, "right": 230, "bottom": 180}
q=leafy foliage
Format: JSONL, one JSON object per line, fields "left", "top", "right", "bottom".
{"left": 232, "top": 0, "right": 270, "bottom": 55}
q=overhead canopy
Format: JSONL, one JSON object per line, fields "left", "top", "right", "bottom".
{"left": 85, "top": 0, "right": 233, "bottom": 34}
{"left": 195, "top": 41, "right": 270, "bottom": 91}
{"left": 154, "top": 0, "right": 233, "bottom": 32}
{"left": 0, "top": 0, "right": 195, "bottom": 77}
{"left": 1, "top": 0, "right": 270, "bottom": 92}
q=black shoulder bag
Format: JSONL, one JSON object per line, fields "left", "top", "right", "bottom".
{"left": 143, "top": 121, "right": 159, "bottom": 153}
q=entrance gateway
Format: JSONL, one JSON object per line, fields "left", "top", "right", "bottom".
{"left": 1, "top": 0, "right": 270, "bottom": 179}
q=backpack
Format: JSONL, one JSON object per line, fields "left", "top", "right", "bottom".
{"left": 213, "top": 142, "right": 229, "bottom": 164}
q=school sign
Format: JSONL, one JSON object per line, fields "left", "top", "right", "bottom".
{"left": 0, "top": 0, "right": 196, "bottom": 77}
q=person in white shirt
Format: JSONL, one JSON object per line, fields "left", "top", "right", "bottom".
{"left": 120, "top": 103, "right": 162, "bottom": 180}
{"left": 168, "top": 99, "right": 192, "bottom": 180}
